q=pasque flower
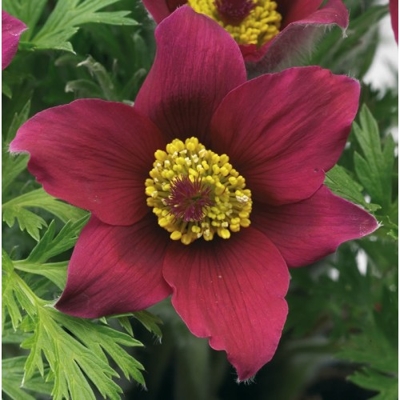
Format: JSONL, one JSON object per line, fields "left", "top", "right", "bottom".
{"left": 2, "top": 10, "right": 27, "bottom": 70}
{"left": 142, "top": 0, "right": 349, "bottom": 74}
{"left": 11, "top": 7, "right": 377, "bottom": 381}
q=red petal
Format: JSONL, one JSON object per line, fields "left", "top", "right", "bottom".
{"left": 279, "top": 0, "right": 322, "bottom": 26}
{"left": 56, "top": 215, "right": 171, "bottom": 318}
{"left": 135, "top": 6, "right": 246, "bottom": 145}
{"left": 163, "top": 228, "right": 289, "bottom": 381}
{"left": 390, "top": 0, "right": 398, "bottom": 43}
{"left": 142, "top": 0, "right": 179, "bottom": 23}
{"left": 211, "top": 66, "right": 360, "bottom": 205}
{"left": 10, "top": 99, "right": 165, "bottom": 226}
{"left": 253, "top": 186, "right": 378, "bottom": 268}
{"left": 306, "top": 0, "right": 348, "bottom": 27}
{"left": 245, "top": 0, "right": 348, "bottom": 72}
{"left": 2, "top": 11, "right": 27, "bottom": 69}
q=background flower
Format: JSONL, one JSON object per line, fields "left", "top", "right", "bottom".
{"left": 390, "top": 0, "right": 398, "bottom": 43}
{"left": 141, "top": 0, "right": 349, "bottom": 74}
{"left": 2, "top": 10, "right": 27, "bottom": 69}
{"left": 10, "top": 7, "right": 377, "bottom": 382}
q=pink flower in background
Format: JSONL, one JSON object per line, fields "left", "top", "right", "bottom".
{"left": 10, "top": 8, "right": 377, "bottom": 381}
{"left": 2, "top": 10, "right": 27, "bottom": 69}
{"left": 142, "top": 1, "right": 349, "bottom": 73}
{"left": 389, "top": 0, "right": 398, "bottom": 43}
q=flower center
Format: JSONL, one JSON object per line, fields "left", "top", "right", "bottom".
{"left": 187, "top": 0, "right": 282, "bottom": 46}
{"left": 215, "top": 0, "right": 255, "bottom": 24}
{"left": 145, "top": 137, "right": 252, "bottom": 245}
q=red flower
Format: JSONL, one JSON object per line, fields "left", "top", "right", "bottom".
{"left": 142, "top": 1, "right": 349, "bottom": 74}
{"left": 390, "top": 0, "right": 398, "bottom": 43}
{"left": 10, "top": 8, "right": 377, "bottom": 381}
{"left": 2, "top": 10, "right": 27, "bottom": 70}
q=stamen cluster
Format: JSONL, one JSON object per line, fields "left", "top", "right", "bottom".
{"left": 187, "top": 0, "right": 282, "bottom": 46}
{"left": 145, "top": 137, "right": 252, "bottom": 245}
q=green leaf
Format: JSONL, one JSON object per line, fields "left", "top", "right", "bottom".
{"left": 336, "top": 290, "right": 397, "bottom": 399}
{"left": 373, "top": 285, "right": 398, "bottom": 350}
{"left": 360, "top": 83, "right": 398, "bottom": 133}
{"left": 2, "top": 250, "right": 38, "bottom": 329}
{"left": 308, "top": 5, "right": 387, "bottom": 78}
{"left": 25, "top": 216, "right": 89, "bottom": 264}
{"left": 3, "top": 188, "right": 87, "bottom": 223}
{"left": 324, "top": 165, "right": 380, "bottom": 212}
{"left": 22, "top": 308, "right": 145, "bottom": 400}
{"left": 2, "top": 252, "right": 22, "bottom": 329}
{"left": 2, "top": 81, "right": 13, "bottom": 98}
{"left": 3, "top": 99, "right": 31, "bottom": 194}
{"left": 2, "top": 357, "right": 37, "bottom": 400}
{"left": 59, "top": 313, "right": 146, "bottom": 385}
{"left": 30, "top": 0, "right": 138, "bottom": 53}
{"left": 133, "top": 310, "right": 163, "bottom": 339}
{"left": 2, "top": 357, "right": 52, "bottom": 400}
{"left": 3, "top": 206, "right": 46, "bottom": 242}
{"left": 4, "top": 247, "right": 147, "bottom": 400}
{"left": 65, "top": 79, "right": 104, "bottom": 98}
{"left": 116, "top": 316, "right": 134, "bottom": 336}
{"left": 337, "top": 327, "right": 397, "bottom": 374}
{"left": 77, "top": 55, "right": 118, "bottom": 100}
{"left": 353, "top": 105, "right": 395, "bottom": 211}
{"left": 14, "top": 261, "right": 67, "bottom": 290}
{"left": 381, "top": 202, "right": 398, "bottom": 240}
{"left": 4, "top": 94, "right": 31, "bottom": 144}
{"left": 2, "top": 320, "right": 31, "bottom": 343}
{"left": 2, "top": 153, "right": 28, "bottom": 196}
{"left": 2, "top": 189, "right": 87, "bottom": 241}
{"left": 349, "top": 370, "right": 397, "bottom": 400}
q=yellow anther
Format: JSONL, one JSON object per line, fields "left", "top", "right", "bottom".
{"left": 229, "top": 177, "right": 237, "bottom": 185}
{"left": 159, "top": 217, "right": 169, "bottom": 227}
{"left": 241, "top": 218, "right": 251, "bottom": 227}
{"left": 218, "top": 228, "right": 231, "bottom": 239}
{"left": 145, "top": 137, "right": 252, "bottom": 245}
{"left": 189, "top": 168, "right": 198, "bottom": 177}
{"left": 220, "top": 167, "right": 229, "bottom": 176}
{"left": 230, "top": 224, "right": 241, "bottom": 232}
{"left": 182, "top": 234, "right": 192, "bottom": 245}
{"left": 171, "top": 231, "right": 182, "bottom": 240}
{"left": 155, "top": 150, "right": 167, "bottom": 161}
{"left": 187, "top": 0, "right": 281, "bottom": 46}
{"left": 145, "top": 186, "right": 157, "bottom": 196}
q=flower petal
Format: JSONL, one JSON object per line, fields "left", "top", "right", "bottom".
{"left": 390, "top": 0, "right": 398, "bottom": 43}
{"left": 163, "top": 228, "right": 289, "bottom": 381}
{"left": 135, "top": 6, "right": 246, "bottom": 145}
{"left": 278, "top": 0, "right": 322, "bottom": 25}
{"left": 142, "top": 0, "right": 176, "bottom": 23}
{"left": 56, "top": 215, "right": 171, "bottom": 318}
{"left": 252, "top": 186, "right": 379, "bottom": 268}
{"left": 2, "top": 11, "right": 27, "bottom": 69}
{"left": 245, "top": 0, "right": 349, "bottom": 73}
{"left": 211, "top": 66, "right": 360, "bottom": 205}
{"left": 10, "top": 99, "right": 165, "bottom": 226}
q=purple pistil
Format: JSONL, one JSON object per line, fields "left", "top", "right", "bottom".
{"left": 165, "top": 176, "right": 214, "bottom": 222}
{"left": 215, "top": 0, "right": 255, "bottom": 25}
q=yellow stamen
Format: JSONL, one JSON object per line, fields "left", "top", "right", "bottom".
{"left": 145, "top": 137, "right": 252, "bottom": 245}
{"left": 187, "top": 0, "right": 282, "bottom": 46}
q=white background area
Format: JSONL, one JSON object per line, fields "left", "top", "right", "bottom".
{"left": 363, "top": 10, "right": 398, "bottom": 90}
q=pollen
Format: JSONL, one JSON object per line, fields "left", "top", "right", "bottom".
{"left": 145, "top": 137, "right": 252, "bottom": 245}
{"left": 187, "top": 0, "right": 282, "bottom": 46}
